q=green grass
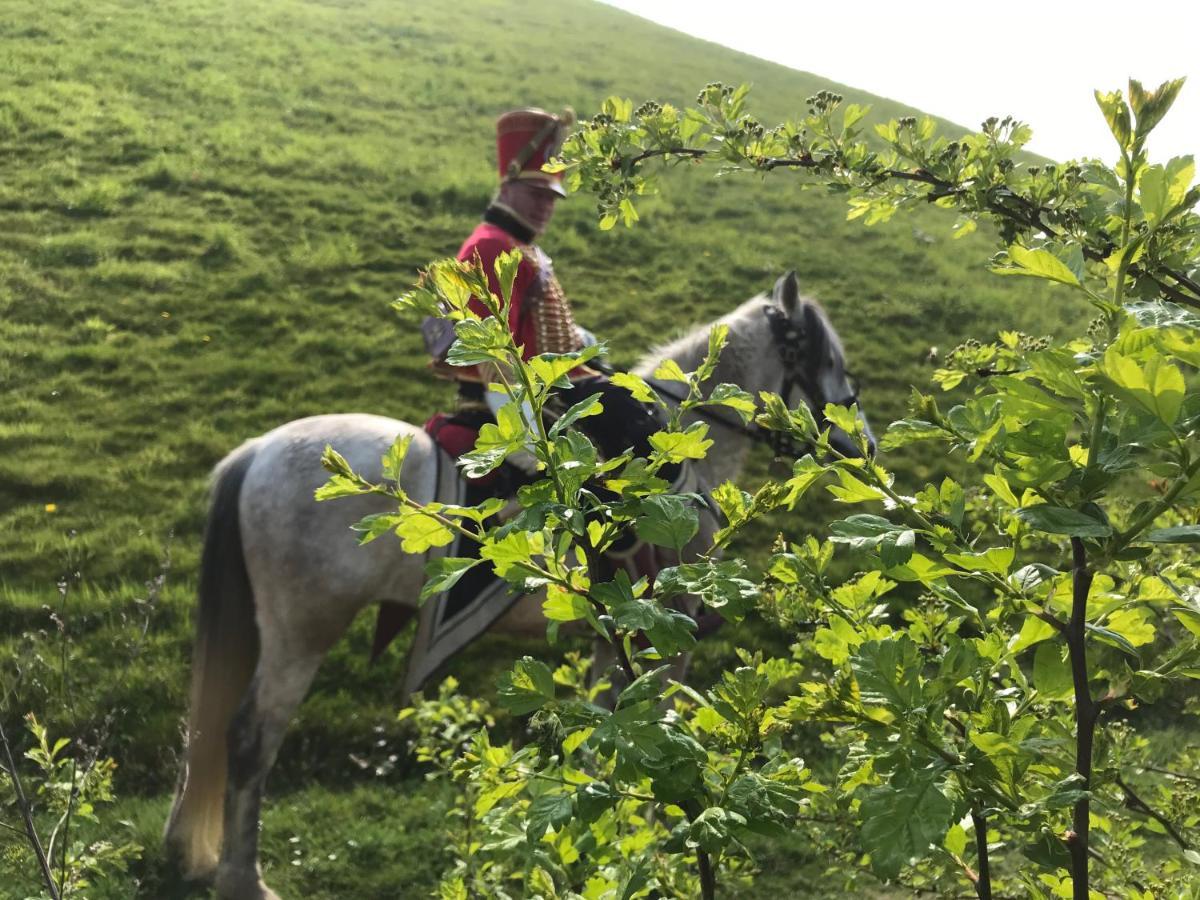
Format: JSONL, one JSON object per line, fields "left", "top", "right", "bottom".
{"left": 0, "top": 0, "right": 1096, "bottom": 896}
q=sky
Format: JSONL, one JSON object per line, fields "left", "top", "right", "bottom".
{"left": 599, "top": 0, "right": 1200, "bottom": 165}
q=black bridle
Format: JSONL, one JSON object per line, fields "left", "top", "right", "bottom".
{"left": 648, "top": 304, "right": 860, "bottom": 461}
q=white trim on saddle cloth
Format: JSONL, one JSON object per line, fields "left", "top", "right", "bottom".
{"left": 400, "top": 448, "right": 520, "bottom": 701}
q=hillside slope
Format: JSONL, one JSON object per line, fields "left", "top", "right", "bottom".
{"left": 0, "top": 0, "right": 1070, "bottom": 585}
{"left": 0, "top": 2, "right": 1082, "bottom": 895}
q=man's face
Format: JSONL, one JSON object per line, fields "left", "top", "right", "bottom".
{"left": 501, "top": 181, "right": 560, "bottom": 234}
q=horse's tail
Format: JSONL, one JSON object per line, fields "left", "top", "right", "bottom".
{"left": 164, "top": 442, "right": 260, "bottom": 879}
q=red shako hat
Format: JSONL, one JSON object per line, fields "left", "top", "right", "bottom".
{"left": 496, "top": 107, "right": 574, "bottom": 197}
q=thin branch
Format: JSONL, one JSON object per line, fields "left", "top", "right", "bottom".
{"left": 971, "top": 810, "right": 992, "bottom": 900}
{"left": 1117, "top": 774, "right": 1190, "bottom": 851}
{"left": 1163, "top": 265, "right": 1200, "bottom": 300}
{"left": 1065, "top": 537, "right": 1098, "bottom": 900}
{"left": 682, "top": 800, "right": 717, "bottom": 900}
{"left": 1034, "top": 608, "right": 1068, "bottom": 634}
{"left": 1144, "top": 765, "right": 1200, "bottom": 785}
{"left": 619, "top": 147, "right": 707, "bottom": 168}
{"left": 0, "top": 717, "right": 60, "bottom": 900}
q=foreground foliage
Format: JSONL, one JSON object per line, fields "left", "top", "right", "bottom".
{"left": 330, "top": 79, "right": 1200, "bottom": 899}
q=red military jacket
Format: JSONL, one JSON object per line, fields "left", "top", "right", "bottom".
{"left": 440, "top": 213, "right": 586, "bottom": 382}
{"left": 458, "top": 220, "right": 540, "bottom": 361}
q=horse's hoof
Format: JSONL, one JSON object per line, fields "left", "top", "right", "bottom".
{"left": 214, "top": 869, "right": 282, "bottom": 900}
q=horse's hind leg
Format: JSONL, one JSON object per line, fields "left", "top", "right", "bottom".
{"left": 213, "top": 639, "right": 325, "bottom": 900}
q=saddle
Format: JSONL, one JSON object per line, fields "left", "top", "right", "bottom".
{"left": 372, "top": 409, "right": 687, "bottom": 699}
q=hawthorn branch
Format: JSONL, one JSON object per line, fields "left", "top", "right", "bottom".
{"left": 1065, "top": 537, "right": 1099, "bottom": 900}
{"left": 0, "top": 717, "right": 60, "bottom": 900}
{"left": 618, "top": 147, "right": 707, "bottom": 168}
{"left": 1117, "top": 774, "right": 1190, "bottom": 851}
{"left": 971, "top": 809, "right": 992, "bottom": 900}
{"left": 613, "top": 145, "right": 1200, "bottom": 312}
{"left": 1145, "top": 765, "right": 1200, "bottom": 785}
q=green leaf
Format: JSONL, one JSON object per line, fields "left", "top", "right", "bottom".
{"left": 826, "top": 468, "right": 886, "bottom": 504}
{"left": 943, "top": 546, "right": 1014, "bottom": 577}
{"left": 1016, "top": 505, "right": 1112, "bottom": 537}
{"left": 1103, "top": 607, "right": 1156, "bottom": 647}
{"left": 381, "top": 434, "right": 413, "bottom": 482}
{"left": 445, "top": 316, "right": 511, "bottom": 367}
{"left": 813, "top": 615, "right": 864, "bottom": 665}
{"left": 610, "top": 371, "right": 662, "bottom": 405}
{"left": 944, "top": 824, "right": 968, "bottom": 858}
{"left": 480, "top": 530, "right": 544, "bottom": 579}
{"left": 526, "top": 792, "right": 573, "bottom": 841}
{"left": 648, "top": 422, "right": 713, "bottom": 462}
{"left": 527, "top": 343, "right": 605, "bottom": 392}
{"left": 756, "top": 390, "right": 818, "bottom": 441}
{"left": 1033, "top": 643, "right": 1073, "bottom": 701}
{"left": 314, "top": 474, "right": 366, "bottom": 502}
{"left": 652, "top": 359, "right": 688, "bottom": 382}
{"left": 1146, "top": 525, "right": 1200, "bottom": 543}
{"left": 350, "top": 513, "right": 400, "bottom": 546}
{"left": 1173, "top": 607, "right": 1200, "bottom": 639}
{"left": 879, "top": 529, "right": 915, "bottom": 569}
{"left": 992, "top": 244, "right": 1080, "bottom": 286}
{"left": 394, "top": 508, "right": 455, "bottom": 553}
{"left": 712, "top": 480, "right": 751, "bottom": 527}
{"left": 782, "top": 455, "right": 827, "bottom": 508}
{"left": 610, "top": 595, "right": 696, "bottom": 656}
{"left": 705, "top": 383, "right": 756, "bottom": 422}
{"left": 542, "top": 587, "right": 592, "bottom": 623}
{"left": 655, "top": 560, "right": 759, "bottom": 621}
{"left": 1009, "top": 615, "right": 1057, "bottom": 655}
{"left": 497, "top": 656, "right": 556, "bottom": 715}
{"left": 588, "top": 702, "right": 670, "bottom": 767}
{"left": 1101, "top": 348, "right": 1186, "bottom": 425}
{"left": 687, "top": 807, "right": 747, "bottom": 854}
{"left": 852, "top": 637, "right": 923, "bottom": 712}
{"left": 1139, "top": 164, "right": 1173, "bottom": 227}
{"left": 823, "top": 402, "right": 861, "bottom": 435}
{"left": 548, "top": 393, "right": 604, "bottom": 437}
{"left": 1094, "top": 89, "right": 1132, "bottom": 150}
{"left": 419, "top": 557, "right": 481, "bottom": 601}
{"left": 460, "top": 401, "right": 527, "bottom": 478}
{"left": 697, "top": 323, "right": 729, "bottom": 382}
{"left": 725, "top": 772, "right": 805, "bottom": 833}
{"left": 1129, "top": 77, "right": 1187, "bottom": 142}
{"left": 880, "top": 418, "right": 943, "bottom": 451}
{"left": 829, "top": 514, "right": 903, "bottom": 541}
{"left": 474, "top": 779, "right": 524, "bottom": 816}
{"left": 634, "top": 494, "right": 699, "bottom": 551}
{"left": 575, "top": 781, "right": 618, "bottom": 823}
{"left": 1086, "top": 622, "right": 1141, "bottom": 658}
{"left": 493, "top": 249, "right": 522, "bottom": 308}
{"left": 859, "top": 766, "right": 954, "bottom": 879}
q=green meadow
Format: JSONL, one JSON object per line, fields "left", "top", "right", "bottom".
{"left": 0, "top": 0, "right": 1083, "bottom": 895}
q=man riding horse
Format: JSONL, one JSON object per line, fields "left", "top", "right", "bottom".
{"left": 425, "top": 107, "right": 683, "bottom": 496}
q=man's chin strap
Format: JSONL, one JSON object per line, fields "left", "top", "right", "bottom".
{"left": 484, "top": 201, "right": 537, "bottom": 243}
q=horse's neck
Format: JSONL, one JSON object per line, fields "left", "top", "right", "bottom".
{"left": 635, "top": 298, "right": 774, "bottom": 489}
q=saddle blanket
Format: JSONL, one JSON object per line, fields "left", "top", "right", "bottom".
{"left": 374, "top": 412, "right": 702, "bottom": 701}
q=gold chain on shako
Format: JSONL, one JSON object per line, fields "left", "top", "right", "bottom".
{"left": 529, "top": 248, "right": 583, "bottom": 355}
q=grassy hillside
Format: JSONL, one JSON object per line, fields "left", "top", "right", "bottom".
{"left": 0, "top": 0, "right": 1083, "bottom": 896}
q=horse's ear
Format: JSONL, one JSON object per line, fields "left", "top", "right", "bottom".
{"left": 772, "top": 270, "right": 800, "bottom": 314}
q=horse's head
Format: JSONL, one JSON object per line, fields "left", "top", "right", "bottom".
{"left": 766, "top": 271, "right": 876, "bottom": 459}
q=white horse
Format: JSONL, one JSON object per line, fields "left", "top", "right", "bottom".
{"left": 163, "top": 271, "right": 873, "bottom": 900}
